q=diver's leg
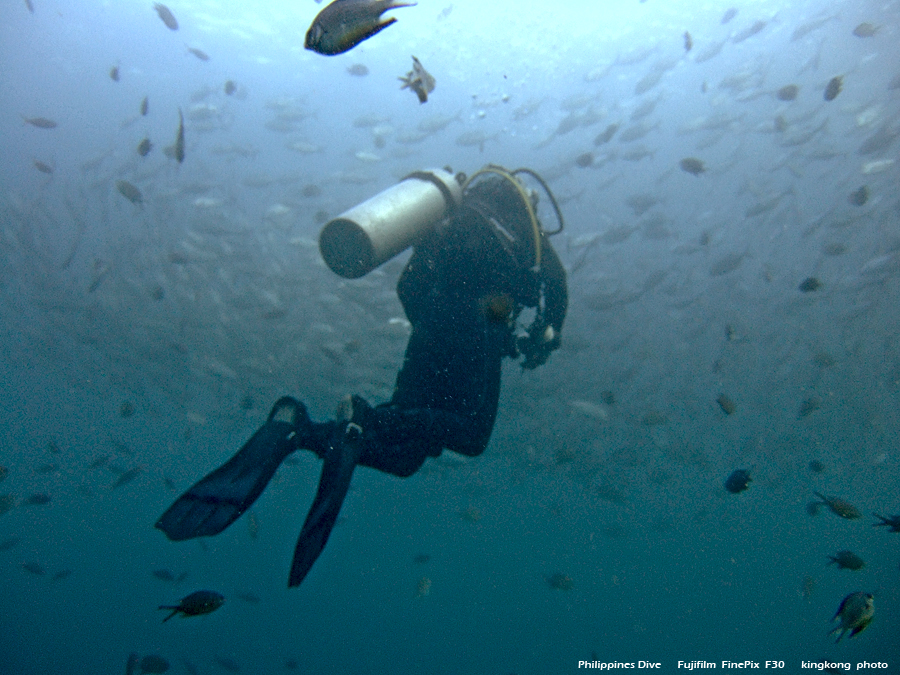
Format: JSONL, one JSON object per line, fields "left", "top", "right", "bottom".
{"left": 288, "top": 398, "right": 365, "bottom": 587}
{"left": 285, "top": 393, "right": 494, "bottom": 585}
{"left": 376, "top": 405, "right": 493, "bottom": 456}
{"left": 311, "top": 396, "right": 492, "bottom": 478}
{"left": 383, "top": 317, "right": 504, "bottom": 462}
{"left": 333, "top": 396, "right": 435, "bottom": 478}
{"left": 156, "top": 397, "right": 326, "bottom": 541}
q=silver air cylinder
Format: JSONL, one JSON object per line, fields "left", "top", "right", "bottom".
{"left": 318, "top": 168, "right": 462, "bottom": 279}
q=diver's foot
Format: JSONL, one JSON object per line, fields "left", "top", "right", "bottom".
{"left": 335, "top": 394, "right": 354, "bottom": 424}
{"left": 269, "top": 396, "right": 316, "bottom": 447}
{"left": 335, "top": 394, "right": 374, "bottom": 440}
{"left": 268, "top": 395, "right": 308, "bottom": 427}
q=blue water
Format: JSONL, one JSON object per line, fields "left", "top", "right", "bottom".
{"left": 1, "top": 0, "right": 899, "bottom": 673}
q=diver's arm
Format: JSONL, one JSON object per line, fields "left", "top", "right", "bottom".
{"left": 517, "top": 237, "right": 568, "bottom": 370}
{"left": 538, "top": 237, "right": 568, "bottom": 335}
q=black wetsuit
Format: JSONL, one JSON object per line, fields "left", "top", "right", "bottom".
{"left": 352, "top": 187, "right": 568, "bottom": 476}
{"left": 156, "top": 175, "right": 568, "bottom": 587}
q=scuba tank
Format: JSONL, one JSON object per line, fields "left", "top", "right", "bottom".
{"left": 318, "top": 168, "right": 462, "bottom": 279}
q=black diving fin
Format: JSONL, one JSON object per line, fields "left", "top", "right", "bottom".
{"left": 287, "top": 420, "right": 362, "bottom": 587}
{"left": 156, "top": 397, "right": 306, "bottom": 541}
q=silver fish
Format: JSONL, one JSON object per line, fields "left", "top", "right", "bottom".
{"left": 174, "top": 108, "right": 185, "bottom": 163}
{"left": 23, "top": 116, "right": 57, "bottom": 129}
{"left": 116, "top": 180, "right": 143, "bottom": 205}
{"left": 187, "top": 47, "right": 210, "bottom": 61}
{"left": 154, "top": 3, "right": 178, "bottom": 30}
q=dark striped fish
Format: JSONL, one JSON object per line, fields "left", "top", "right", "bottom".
{"left": 305, "top": 0, "right": 415, "bottom": 56}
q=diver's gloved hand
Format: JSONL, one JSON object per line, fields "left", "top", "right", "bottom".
{"left": 517, "top": 324, "right": 560, "bottom": 370}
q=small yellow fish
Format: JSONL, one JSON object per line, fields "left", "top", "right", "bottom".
{"left": 800, "top": 575, "right": 815, "bottom": 600}
{"left": 305, "top": 0, "right": 416, "bottom": 56}
{"left": 415, "top": 576, "right": 431, "bottom": 597}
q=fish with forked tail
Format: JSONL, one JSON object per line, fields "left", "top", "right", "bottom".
{"left": 813, "top": 491, "right": 861, "bottom": 519}
{"left": 159, "top": 590, "right": 224, "bottom": 622}
{"left": 830, "top": 591, "right": 873, "bottom": 641}
{"left": 872, "top": 513, "right": 900, "bottom": 532}
{"left": 305, "top": 0, "right": 415, "bottom": 56}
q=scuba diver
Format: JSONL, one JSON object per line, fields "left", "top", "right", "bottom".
{"left": 156, "top": 166, "right": 568, "bottom": 587}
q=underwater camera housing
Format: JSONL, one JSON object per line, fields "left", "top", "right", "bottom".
{"left": 318, "top": 168, "right": 462, "bottom": 279}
